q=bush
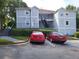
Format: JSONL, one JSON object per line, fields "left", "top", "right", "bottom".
{"left": 11, "top": 36, "right": 28, "bottom": 40}
{"left": 74, "top": 32, "right": 79, "bottom": 38}
{"left": 39, "top": 30, "right": 52, "bottom": 37}
{"left": 68, "top": 37, "right": 78, "bottom": 40}
{"left": 10, "top": 29, "right": 32, "bottom": 36}
{"left": 10, "top": 28, "right": 53, "bottom": 37}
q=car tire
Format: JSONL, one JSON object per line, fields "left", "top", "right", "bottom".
{"left": 52, "top": 41, "right": 66, "bottom": 44}
{"left": 30, "top": 41, "right": 45, "bottom": 44}
{"left": 41, "top": 41, "right": 45, "bottom": 44}
{"left": 60, "top": 41, "right": 66, "bottom": 44}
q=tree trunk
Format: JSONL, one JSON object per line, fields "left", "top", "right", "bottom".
{"left": 0, "top": 21, "right": 1, "bottom": 30}
{"left": 0, "top": 17, "right": 4, "bottom": 30}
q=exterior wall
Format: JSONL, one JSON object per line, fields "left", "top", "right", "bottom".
{"left": 31, "top": 7, "right": 39, "bottom": 28}
{"left": 16, "top": 7, "right": 54, "bottom": 29}
{"left": 54, "top": 12, "right": 59, "bottom": 31}
{"left": 55, "top": 8, "right": 76, "bottom": 35}
{"left": 16, "top": 8, "right": 31, "bottom": 28}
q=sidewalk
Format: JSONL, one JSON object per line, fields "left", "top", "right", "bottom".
{"left": 66, "top": 40, "right": 79, "bottom": 48}
{"left": 0, "top": 36, "right": 25, "bottom": 43}
{"left": 67, "top": 40, "right": 79, "bottom": 43}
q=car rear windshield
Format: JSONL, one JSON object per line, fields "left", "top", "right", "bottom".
{"left": 33, "top": 32, "right": 43, "bottom": 35}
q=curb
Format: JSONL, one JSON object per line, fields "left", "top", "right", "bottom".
{"left": 13, "top": 41, "right": 29, "bottom": 46}
{"left": 0, "top": 41, "right": 29, "bottom": 46}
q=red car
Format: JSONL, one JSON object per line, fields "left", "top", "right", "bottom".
{"left": 47, "top": 32, "right": 67, "bottom": 43}
{"left": 30, "top": 31, "right": 45, "bottom": 43}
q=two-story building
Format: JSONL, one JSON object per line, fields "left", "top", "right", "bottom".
{"left": 16, "top": 6, "right": 76, "bottom": 35}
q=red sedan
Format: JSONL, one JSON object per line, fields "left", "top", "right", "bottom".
{"left": 47, "top": 32, "right": 67, "bottom": 43}
{"left": 30, "top": 31, "right": 45, "bottom": 43}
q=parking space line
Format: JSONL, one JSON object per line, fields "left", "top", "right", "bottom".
{"left": 45, "top": 40, "right": 55, "bottom": 47}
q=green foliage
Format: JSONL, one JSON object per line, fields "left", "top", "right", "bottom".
{"left": 0, "top": 38, "right": 15, "bottom": 45}
{"left": 66, "top": 5, "right": 76, "bottom": 11}
{"left": 74, "top": 32, "right": 79, "bottom": 38}
{"left": 0, "top": 0, "right": 8, "bottom": 11}
{"left": 0, "top": 0, "right": 28, "bottom": 29}
{"left": 11, "top": 36, "right": 28, "bottom": 41}
{"left": 5, "top": 0, "right": 28, "bottom": 28}
{"left": 0, "top": 0, "right": 9, "bottom": 29}
{"left": 39, "top": 29, "right": 53, "bottom": 36}
{"left": 10, "top": 29, "right": 53, "bottom": 37}
{"left": 68, "top": 37, "right": 78, "bottom": 40}
{"left": 10, "top": 29, "right": 32, "bottom": 36}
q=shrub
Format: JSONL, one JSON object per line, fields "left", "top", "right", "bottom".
{"left": 39, "top": 30, "right": 52, "bottom": 37}
{"left": 68, "top": 37, "right": 78, "bottom": 40}
{"left": 74, "top": 32, "right": 79, "bottom": 38}
{"left": 10, "top": 28, "right": 53, "bottom": 37}
{"left": 10, "top": 29, "right": 32, "bottom": 36}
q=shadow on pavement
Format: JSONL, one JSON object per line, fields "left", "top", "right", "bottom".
{"left": 30, "top": 42, "right": 45, "bottom": 45}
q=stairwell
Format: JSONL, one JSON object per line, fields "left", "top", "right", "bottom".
{"left": 41, "top": 20, "right": 49, "bottom": 28}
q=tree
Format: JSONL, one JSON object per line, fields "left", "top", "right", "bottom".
{"left": 5, "top": 0, "right": 28, "bottom": 29}
{"left": 0, "top": 0, "right": 28, "bottom": 29}
{"left": 0, "top": 0, "right": 9, "bottom": 29}
{"left": 66, "top": 5, "right": 76, "bottom": 11}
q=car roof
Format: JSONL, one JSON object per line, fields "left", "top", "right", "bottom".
{"left": 51, "top": 32, "right": 58, "bottom": 34}
{"left": 51, "top": 32, "right": 63, "bottom": 35}
{"left": 32, "top": 31, "right": 43, "bottom": 35}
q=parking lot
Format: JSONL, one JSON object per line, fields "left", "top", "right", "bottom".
{"left": 0, "top": 40, "right": 79, "bottom": 59}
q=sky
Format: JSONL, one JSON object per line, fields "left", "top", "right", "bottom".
{"left": 23, "top": 0, "right": 79, "bottom": 11}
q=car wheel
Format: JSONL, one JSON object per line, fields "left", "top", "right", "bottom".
{"left": 60, "top": 41, "right": 66, "bottom": 44}
{"left": 56, "top": 41, "right": 66, "bottom": 44}
{"left": 41, "top": 41, "right": 45, "bottom": 44}
{"left": 52, "top": 41, "right": 66, "bottom": 44}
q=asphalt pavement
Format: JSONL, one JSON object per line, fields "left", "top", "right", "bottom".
{"left": 0, "top": 40, "right": 79, "bottom": 59}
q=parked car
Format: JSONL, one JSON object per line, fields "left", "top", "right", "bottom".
{"left": 30, "top": 31, "right": 45, "bottom": 43}
{"left": 47, "top": 32, "right": 67, "bottom": 43}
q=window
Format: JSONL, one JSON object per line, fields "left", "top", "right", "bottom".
{"left": 66, "top": 21, "right": 69, "bottom": 25}
{"left": 26, "top": 12, "right": 28, "bottom": 14}
{"left": 66, "top": 13, "right": 68, "bottom": 16}
{"left": 26, "top": 23, "right": 29, "bottom": 25}
{"left": 61, "top": 14, "right": 63, "bottom": 16}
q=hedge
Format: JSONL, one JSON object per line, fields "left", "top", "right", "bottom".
{"left": 10, "top": 29, "right": 32, "bottom": 36}
{"left": 74, "top": 32, "right": 79, "bottom": 38}
{"left": 10, "top": 29, "right": 53, "bottom": 37}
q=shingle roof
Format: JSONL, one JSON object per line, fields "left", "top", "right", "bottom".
{"left": 39, "top": 9, "right": 55, "bottom": 14}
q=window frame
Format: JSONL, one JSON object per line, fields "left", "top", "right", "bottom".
{"left": 66, "top": 21, "right": 69, "bottom": 26}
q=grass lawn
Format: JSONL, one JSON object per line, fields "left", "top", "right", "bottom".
{"left": 39, "top": 28, "right": 54, "bottom": 31}
{"left": 11, "top": 36, "right": 28, "bottom": 41}
{"left": 0, "top": 39, "right": 15, "bottom": 45}
{"left": 68, "top": 37, "right": 79, "bottom": 40}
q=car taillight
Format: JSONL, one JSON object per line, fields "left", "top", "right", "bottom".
{"left": 31, "top": 35, "right": 36, "bottom": 38}
{"left": 53, "top": 36, "right": 58, "bottom": 39}
{"left": 64, "top": 36, "right": 67, "bottom": 39}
